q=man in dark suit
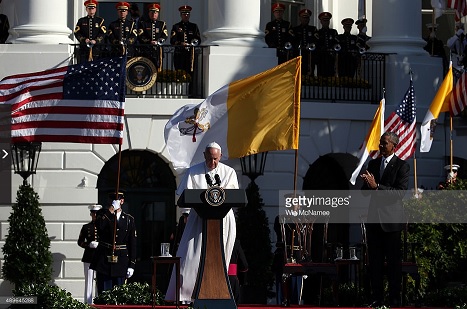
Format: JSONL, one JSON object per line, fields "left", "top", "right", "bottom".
{"left": 360, "top": 131, "right": 410, "bottom": 307}
{"left": 91, "top": 192, "right": 137, "bottom": 293}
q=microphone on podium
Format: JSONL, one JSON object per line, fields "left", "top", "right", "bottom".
{"left": 205, "top": 174, "right": 213, "bottom": 187}
{"left": 214, "top": 174, "right": 221, "bottom": 186}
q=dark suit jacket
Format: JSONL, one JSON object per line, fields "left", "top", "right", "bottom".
{"left": 362, "top": 155, "right": 410, "bottom": 232}
{"left": 78, "top": 221, "right": 98, "bottom": 263}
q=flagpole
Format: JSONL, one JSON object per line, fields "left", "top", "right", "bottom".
{"left": 111, "top": 143, "right": 123, "bottom": 261}
{"left": 450, "top": 115, "right": 454, "bottom": 172}
{"left": 294, "top": 149, "right": 298, "bottom": 192}
{"left": 431, "top": 9, "right": 435, "bottom": 55}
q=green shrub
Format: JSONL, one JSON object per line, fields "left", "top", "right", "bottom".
{"left": 13, "top": 283, "right": 90, "bottom": 309}
{"left": 93, "top": 282, "right": 164, "bottom": 305}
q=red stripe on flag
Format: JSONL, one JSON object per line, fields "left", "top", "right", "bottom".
{"left": 12, "top": 106, "right": 125, "bottom": 117}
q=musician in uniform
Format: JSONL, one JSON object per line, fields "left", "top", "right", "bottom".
{"left": 337, "top": 18, "right": 359, "bottom": 78}
{"left": 170, "top": 5, "right": 201, "bottom": 78}
{"left": 138, "top": 3, "right": 168, "bottom": 69}
{"left": 74, "top": 0, "right": 106, "bottom": 62}
{"left": 78, "top": 204, "right": 102, "bottom": 304}
{"left": 356, "top": 18, "right": 371, "bottom": 50}
{"left": 315, "top": 12, "right": 338, "bottom": 77}
{"left": 265, "top": 3, "right": 294, "bottom": 65}
{"left": 292, "top": 8, "right": 317, "bottom": 76}
{"left": 0, "top": 0, "right": 9, "bottom": 44}
{"left": 424, "top": 23, "right": 448, "bottom": 75}
{"left": 90, "top": 192, "right": 137, "bottom": 293}
{"left": 107, "top": 2, "right": 138, "bottom": 57}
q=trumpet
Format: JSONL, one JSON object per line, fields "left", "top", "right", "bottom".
{"left": 191, "top": 38, "right": 199, "bottom": 46}
{"left": 333, "top": 44, "right": 341, "bottom": 52}
{"left": 284, "top": 42, "right": 293, "bottom": 50}
{"left": 306, "top": 43, "right": 316, "bottom": 51}
{"left": 157, "top": 37, "right": 165, "bottom": 46}
{"left": 356, "top": 43, "right": 366, "bottom": 54}
{"left": 86, "top": 41, "right": 94, "bottom": 48}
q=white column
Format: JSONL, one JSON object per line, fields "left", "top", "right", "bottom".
{"left": 203, "top": 0, "right": 266, "bottom": 47}
{"left": 369, "top": 0, "right": 425, "bottom": 55}
{"left": 9, "top": 0, "right": 73, "bottom": 44}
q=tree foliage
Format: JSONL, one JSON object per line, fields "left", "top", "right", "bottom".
{"left": 2, "top": 184, "right": 53, "bottom": 290}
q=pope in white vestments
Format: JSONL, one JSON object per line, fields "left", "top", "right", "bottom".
{"left": 165, "top": 142, "right": 238, "bottom": 303}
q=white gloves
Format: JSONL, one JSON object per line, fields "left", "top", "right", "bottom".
{"left": 89, "top": 241, "right": 99, "bottom": 249}
{"left": 457, "top": 29, "right": 464, "bottom": 36}
{"left": 126, "top": 268, "right": 134, "bottom": 278}
{"left": 112, "top": 199, "right": 121, "bottom": 211}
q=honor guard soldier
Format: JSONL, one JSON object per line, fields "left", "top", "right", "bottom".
{"left": 292, "top": 9, "right": 317, "bottom": 76}
{"left": 424, "top": 23, "right": 448, "bottom": 74}
{"left": 265, "top": 3, "right": 294, "bottom": 65}
{"left": 356, "top": 18, "right": 371, "bottom": 50}
{"left": 337, "top": 18, "right": 359, "bottom": 78}
{"left": 78, "top": 204, "right": 102, "bottom": 304}
{"left": 74, "top": 0, "right": 106, "bottom": 62}
{"left": 138, "top": 3, "right": 168, "bottom": 69}
{"left": 170, "top": 5, "right": 201, "bottom": 77}
{"left": 316, "top": 12, "right": 339, "bottom": 77}
{"left": 90, "top": 192, "right": 137, "bottom": 293}
{"left": 107, "top": 2, "right": 138, "bottom": 57}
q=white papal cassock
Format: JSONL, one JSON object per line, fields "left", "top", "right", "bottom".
{"left": 165, "top": 161, "right": 238, "bottom": 302}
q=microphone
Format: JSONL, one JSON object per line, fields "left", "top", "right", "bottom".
{"left": 214, "top": 174, "right": 221, "bottom": 186}
{"left": 205, "top": 174, "right": 213, "bottom": 187}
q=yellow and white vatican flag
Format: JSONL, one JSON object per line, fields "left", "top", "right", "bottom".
{"left": 420, "top": 63, "right": 453, "bottom": 152}
{"left": 349, "top": 98, "right": 385, "bottom": 185}
{"left": 164, "top": 57, "right": 301, "bottom": 170}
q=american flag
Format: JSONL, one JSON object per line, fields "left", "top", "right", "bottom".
{"left": 450, "top": 72, "right": 467, "bottom": 115}
{"left": 447, "top": 0, "right": 467, "bottom": 20}
{"left": 371, "top": 81, "right": 417, "bottom": 160}
{"left": 0, "top": 57, "right": 126, "bottom": 144}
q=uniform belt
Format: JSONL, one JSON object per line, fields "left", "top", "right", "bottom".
{"left": 101, "top": 242, "right": 127, "bottom": 250}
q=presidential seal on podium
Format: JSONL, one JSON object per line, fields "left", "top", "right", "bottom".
{"left": 126, "top": 56, "right": 157, "bottom": 92}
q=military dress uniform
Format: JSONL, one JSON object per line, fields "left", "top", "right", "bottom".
{"left": 316, "top": 12, "right": 339, "bottom": 77}
{"left": 91, "top": 208, "right": 137, "bottom": 293}
{"left": 74, "top": 16, "right": 106, "bottom": 62}
{"left": 337, "top": 19, "right": 359, "bottom": 78}
{"left": 107, "top": 18, "right": 137, "bottom": 57}
{"left": 78, "top": 209, "right": 100, "bottom": 304}
{"left": 265, "top": 3, "right": 294, "bottom": 66}
{"left": 0, "top": 13, "right": 9, "bottom": 44}
{"left": 170, "top": 20, "right": 201, "bottom": 75}
{"left": 292, "top": 23, "right": 317, "bottom": 75}
{"left": 138, "top": 19, "right": 168, "bottom": 68}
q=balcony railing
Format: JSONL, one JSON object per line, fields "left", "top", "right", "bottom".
{"left": 72, "top": 44, "right": 387, "bottom": 103}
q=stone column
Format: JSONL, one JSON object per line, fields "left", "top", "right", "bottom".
{"left": 369, "top": 0, "right": 425, "bottom": 54}
{"left": 9, "top": 0, "right": 73, "bottom": 44}
{"left": 203, "top": 0, "right": 266, "bottom": 47}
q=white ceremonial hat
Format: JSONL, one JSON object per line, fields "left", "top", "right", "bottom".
{"left": 88, "top": 204, "right": 102, "bottom": 211}
{"left": 444, "top": 164, "right": 460, "bottom": 171}
{"left": 206, "top": 142, "right": 222, "bottom": 152}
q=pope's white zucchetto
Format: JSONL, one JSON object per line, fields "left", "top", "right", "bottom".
{"left": 206, "top": 142, "right": 221, "bottom": 152}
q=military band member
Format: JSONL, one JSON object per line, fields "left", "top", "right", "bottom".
{"left": 90, "top": 192, "right": 137, "bottom": 293}
{"left": 356, "top": 18, "right": 371, "bottom": 50}
{"left": 315, "top": 12, "right": 338, "bottom": 77}
{"left": 0, "top": 0, "right": 9, "bottom": 44}
{"left": 337, "top": 18, "right": 359, "bottom": 78}
{"left": 292, "top": 8, "right": 317, "bottom": 76}
{"left": 138, "top": 3, "right": 168, "bottom": 69}
{"left": 74, "top": 0, "right": 106, "bottom": 62}
{"left": 107, "top": 2, "right": 138, "bottom": 57}
{"left": 78, "top": 204, "right": 102, "bottom": 304}
{"left": 265, "top": 3, "right": 294, "bottom": 65}
{"left": 170, "top": 5, "right": 201, "bottom": 77}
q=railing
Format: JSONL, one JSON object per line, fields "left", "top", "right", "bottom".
{"left": 72, "top": 44, "right": 387, "bottom": 103}
{"left": 278, "top": 48, "right": 387, "bottom": 104}
{"left": 72, "top": 43, "right": 207, "bottom": 99}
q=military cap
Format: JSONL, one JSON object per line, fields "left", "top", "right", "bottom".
{"left": 179, "top": 5, "right": 192, "bottom": 13}
{"left": 299, "top": 9, "right": 312, "bottom": 17}
{"left": 355, "top": 18, "right": 367, "bottom": 25}
{"left": 84, "top": 0, "right": 98, "bottom": 8}
{"left": 108, "top": 191, "right": 125, "bottom": 200}
{"left": 341, "top": 18, "right": 354, "bottom": 26}
{"left": 426, "top": 23, "right": 439, "bottom": 30}
{"left": 272, "top": 3, "right": 286, "bottom": 12}
{"left": 148, "top": 3, "right": 160, "bottom": 12}
{"left": 444, "top": 164, "right": 460, "bottom": 171}
{"left": 88, "top": 204, "right": 103, "bottom": 212}
{"left": 318, "top": 12, "right": 332, "bottom": 21}
{"left": 115, "top": 2, "right": 130, "bottom": 10}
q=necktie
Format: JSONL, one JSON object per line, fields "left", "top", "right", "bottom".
{"left": 380, "top": 158, "right": 386, "bottom": 180}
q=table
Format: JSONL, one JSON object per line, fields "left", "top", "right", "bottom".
{"left": 152, "top": 256, "right": 180, "bottom": 308}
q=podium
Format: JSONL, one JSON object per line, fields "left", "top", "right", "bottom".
{"left": 178, "top": 188, "right": 247, "bottom": 309}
